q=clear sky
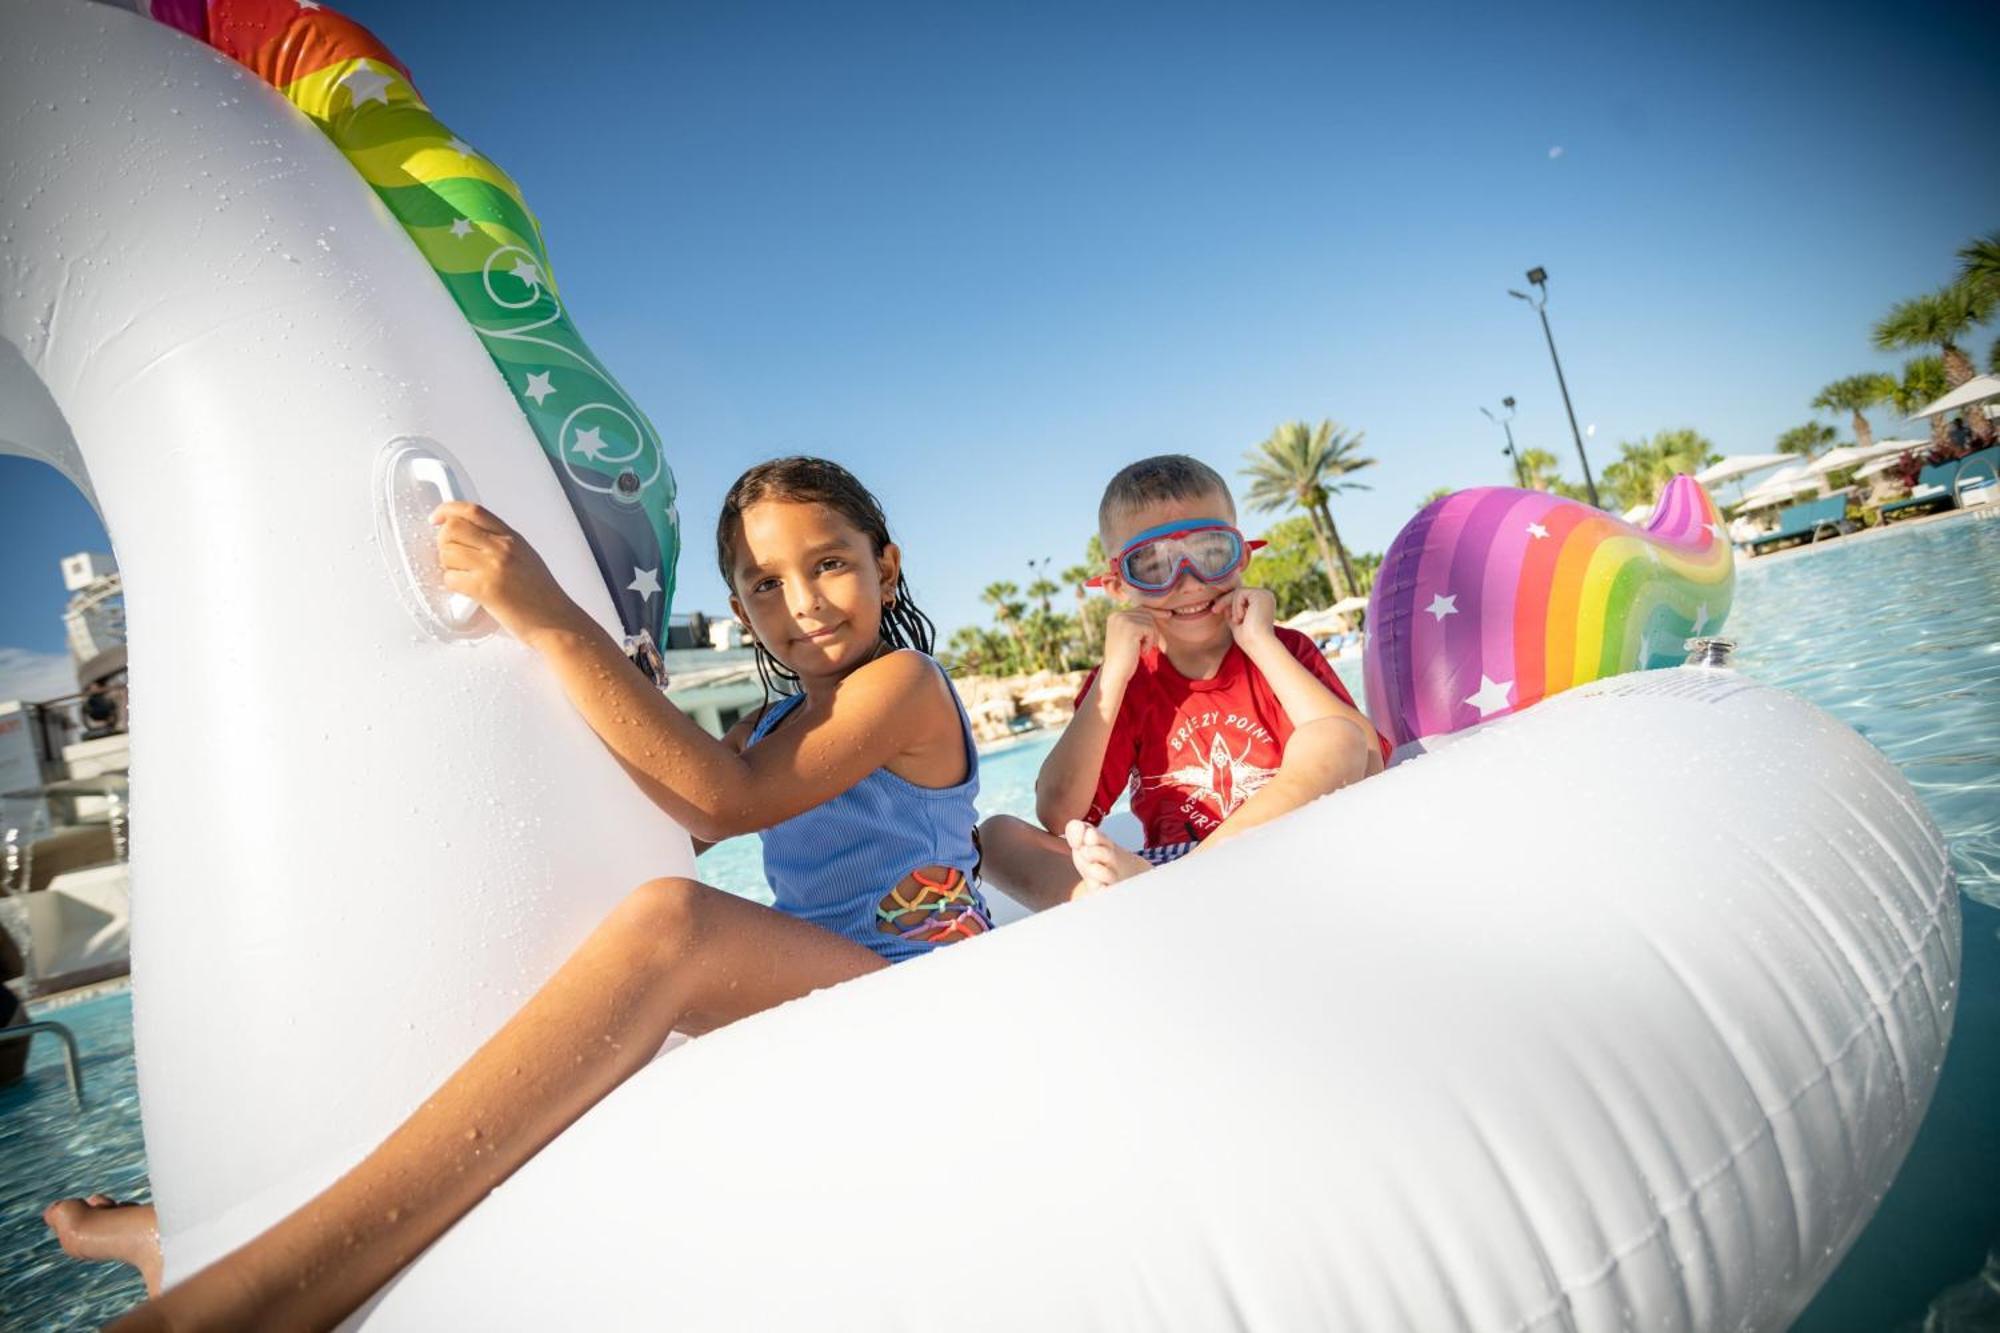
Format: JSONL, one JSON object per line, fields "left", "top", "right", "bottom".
{"left": 3, "top": 0, "right": 1996, "bottom": 697}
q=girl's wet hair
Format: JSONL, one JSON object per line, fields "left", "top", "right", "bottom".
{"left": 716, "top": 457, "right": 937, "bottom": 700}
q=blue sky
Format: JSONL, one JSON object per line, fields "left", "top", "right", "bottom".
{"left": 3, "top": 0, "right": 1996, "bottom": 696}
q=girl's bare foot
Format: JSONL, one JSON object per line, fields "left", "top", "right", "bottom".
{"left": 1064, "top": 820, "right": 1151, "bottom": 896}
{"left": 43, "top": 1196, "right": 163, "bottom": 1296}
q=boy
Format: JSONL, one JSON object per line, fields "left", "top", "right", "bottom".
{"left": 981, "top": 455, "right": 1384, "bottom": 909}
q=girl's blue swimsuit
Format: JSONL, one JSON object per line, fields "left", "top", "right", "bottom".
{"left": 745, "top": 653, "right": 990, "bottom": 963}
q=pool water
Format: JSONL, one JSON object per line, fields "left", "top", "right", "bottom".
{"left": 1, "top": 516, "right": 1994, "bottom": 1329}
{"left": 0, "top": 987, "right": 152, "bottom": 1328}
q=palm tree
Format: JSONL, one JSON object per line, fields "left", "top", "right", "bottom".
{"left": 1775, "top": 422, "right": 1837, "bottom": 459}
{"left": 1600, "top": 429, "right": 1717, "bottom": 511}
{"left": 1888, "top": 356, "right": 1949, "bottom": 448}
{"left": 1812, "top": 373, "right": 1895, "bottom": 451}
{"left": 1025, "top": 577, "right": 1062, "bottom": 670}
{"left": 944, "top": 625, "right": 991, "bottom": 674}
{"left": 1418, "top": 486, "right": 1453, "bottom": 509}
{"left": 1960, "top": 231, "right": 2000, "bottom": 295}
{"left": 1241, "top": 419, "right": 1375, "bottom": 600}
{"left": 980, "top": 580, "right": 1029, "bottom": 673}
{"left": 1516, "top": 448, "right": 1565, "bottom": 492}
{"left": 1871, "top": 280, "right": 1996, "bottom": 389}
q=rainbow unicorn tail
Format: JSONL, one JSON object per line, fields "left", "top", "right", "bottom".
{"left": 1363, "top": 475, "right": 1736, "bottom": 751}
{"left": 134, "top": 0, "right": 681, "bottom": 657}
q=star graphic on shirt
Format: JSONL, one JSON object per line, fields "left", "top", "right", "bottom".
{"left": 1143, "top": 733, "right": 1276, "bottom": 820}
{"left": 1526, "top": 522, "right": 1550, "bottom": 540}
{"left": 1426, "top": 593, "right": 1458, "bottom": 621}
{"left": 1464, "top": 674, "right": 1514, "bottom": 718}
{"left": 627, "top": 567, "right": 661, "bottom": 600}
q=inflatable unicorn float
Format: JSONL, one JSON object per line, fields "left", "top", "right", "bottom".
{"left": 0, "top": 2, "right": 1959, "bottom": 1327}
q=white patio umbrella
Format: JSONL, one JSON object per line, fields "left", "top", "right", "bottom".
{"left": 1807, "top": 439, "right": 1927, "bottom": 477}
{"left": 1694, "top": 453, "right": 1792, "bottom": 486}
{"left": 1909, "top": 374, "right": 2000, "bottom": 420}
{"left": 1856, "top": 451, "right": 1920, "bottom": 481}
{"left": 1695, "top": 452, "right": 1795, "bottom": 509}
{"left": 1737, "top": 465, "right": 1822, "bottom": 510}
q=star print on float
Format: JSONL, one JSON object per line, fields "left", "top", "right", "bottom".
{"left": 134, "top": 0, "right": 684, "bottom": 655}
{"left": 1362, "top": 476, "right": 1734, "bottom": 749}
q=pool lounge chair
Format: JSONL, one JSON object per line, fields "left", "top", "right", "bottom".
{"left": 1877, "top": 461, "right": 1960, "bottom": 522}
{"left": 1952, "top": 447, "right": 1997, "bottom": 507}
{"left": 1748, "top": 494, "right": 1849, "bottom": 555}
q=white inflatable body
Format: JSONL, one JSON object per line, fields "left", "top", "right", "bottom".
{"left": 0, "top": 4, "right": 1961, "bottom": 1328}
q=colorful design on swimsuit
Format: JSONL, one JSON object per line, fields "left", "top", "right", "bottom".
{"left": 1363, "top": 476, "right": 1734, "bottom": 749}
{"left": 136, "top": 0, "right": 680, "bottom": 654}
{"left": 1089, "top": 519, "right": 1267, "bottom": 592}
{"left": 1138, "top": 841, "right": 1196, "bottom": 867}
{"left": 875, "top": 867, "right": 991, "bottom": 944}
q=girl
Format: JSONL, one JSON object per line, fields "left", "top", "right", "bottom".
{"left": 53, "top": 457, "right": 992, "bottom": 1328}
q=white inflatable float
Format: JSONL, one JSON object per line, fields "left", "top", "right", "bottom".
{"left": 0, "top": 3, "right": 1960, "bottom": 1328}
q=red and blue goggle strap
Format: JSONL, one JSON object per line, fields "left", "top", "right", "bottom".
{"left": 1085, "top": 520, "right": 1265, "bottom": 589}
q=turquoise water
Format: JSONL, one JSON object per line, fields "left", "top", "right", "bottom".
{"left": 0, "top": 516, "right": 1993, "bottom": 1328}
{"left": 0, "top": 988, "right": 151, "bottom": 1328}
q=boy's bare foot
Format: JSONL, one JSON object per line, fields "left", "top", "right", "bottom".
{"left": 43, "top": 1196, "right": 163, "bottom": 1296}
{"left": 1064, "top": 820, "right": 1151, "bottom": 896}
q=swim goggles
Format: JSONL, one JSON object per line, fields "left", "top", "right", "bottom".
{"left": 1088, "top": 519, "right": 1265, "bottom": 592}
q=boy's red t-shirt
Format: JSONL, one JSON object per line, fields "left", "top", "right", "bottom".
{"left": 1076, "top": 626, "right": 1374, "bottom": 848}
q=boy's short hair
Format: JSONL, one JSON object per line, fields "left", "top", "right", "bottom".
{"left": 1097, "top": 455, "right": 1234, "bottom": 538}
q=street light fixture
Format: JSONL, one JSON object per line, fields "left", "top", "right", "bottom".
{"left": 1508, "top": 267, "right": 1600, "bottom": 508}
{"left": 1480, "top": 396, "right": 1526, "bottom": 488}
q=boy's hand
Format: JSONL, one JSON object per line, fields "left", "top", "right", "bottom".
{"left": 1221, "top": 586, "right": 1278, "bottom": 647}
{"left": 432, "top": 502, "right": 592, "bottom": 649}
{"left": 1098, "top": 610, "right": 1158, "bottom": 692}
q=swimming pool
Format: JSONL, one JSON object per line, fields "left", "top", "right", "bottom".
{"left": 2, "top": 513, "right": 1994, "bottom": 1329}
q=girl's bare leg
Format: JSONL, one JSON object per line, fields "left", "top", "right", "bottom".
{"left": 43, "top": 1196, "right": 162, "bottom": 1296}
{"left": 976, "top": 815, "right": 1091, "bottom": 910}
{"left": 108, "top": 877, "right": 883, "bottom": 1332}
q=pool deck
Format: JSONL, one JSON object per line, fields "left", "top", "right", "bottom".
{"left": 17, "top": 974, "right": 129, "bottom": 1014}
{"left": 1737, "top": 501, "right": 1997, "bottom": 570}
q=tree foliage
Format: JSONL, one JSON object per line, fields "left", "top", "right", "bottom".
{"left": 1241, "top": 515, "right": 1334, "bottom": 619}
{"left": 1776, "top": 422, "right": 1837, "bottom": 459}
{"left": 1813, "top": 373, "right": 1896, "bottom": 450}
{"left": 1241, "top": 419, "right": 1375, "bottom": 599}
{"left": 1599, "top": 429, "right": 1718, "bottom": 512}
{"left": 1871, "top": 281, "right": 1995, "bottom": 387}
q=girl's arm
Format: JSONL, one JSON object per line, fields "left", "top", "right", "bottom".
{"left": 435, "top": 504, "right": 959, "bottom": 842}
{"left": 1033, "top": 609, "right": 1150, "bottom": 831}
{"left": 686, "top": 713, "right": 761, "bottom": 857}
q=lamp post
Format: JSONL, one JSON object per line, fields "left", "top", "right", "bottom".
{"left": 1508, "top": 267, "right": 1599, "bottom": 508}
{"left": 1480, "top": 396, "right": 1526, "bottom": 488}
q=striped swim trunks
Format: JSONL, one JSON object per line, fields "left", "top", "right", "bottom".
{"left": 1138, "top": 841, "right": 1197, "bottom": 867}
